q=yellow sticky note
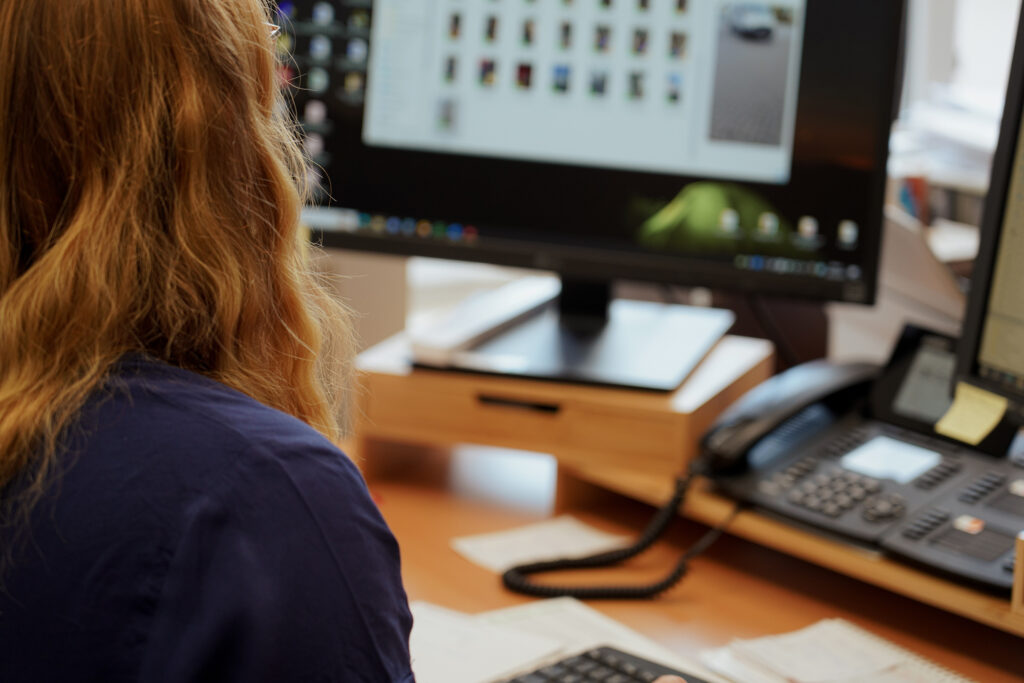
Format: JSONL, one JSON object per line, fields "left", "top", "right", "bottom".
{"left": 935, "top": 381, "right": 1008, "bottom": 446}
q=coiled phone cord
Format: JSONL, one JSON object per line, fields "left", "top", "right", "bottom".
{"left": 502, "top": 467, "right": 742, "bottom": 599}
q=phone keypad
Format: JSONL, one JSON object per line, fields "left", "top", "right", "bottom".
{"left": 785, "top": 467, "right": 889, "bottom": 520}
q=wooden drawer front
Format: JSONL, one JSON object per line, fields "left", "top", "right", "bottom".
{"left": 364, "top": 377, "right": 688, "bottom": 469}
{"left": 364, "top": 380, "right": 571, "bottom": 452}
{"left": 561, "top": 409, "right": 687, "bottom": 475}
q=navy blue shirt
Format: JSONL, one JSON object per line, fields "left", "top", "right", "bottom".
{"left": 0, "top": 356, "right": 415, "bottom": 682}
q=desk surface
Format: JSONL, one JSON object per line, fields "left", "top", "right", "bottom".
{"left": 364, "top": 444, "right": 1023, "bottom": 683}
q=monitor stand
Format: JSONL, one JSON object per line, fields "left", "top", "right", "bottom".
{"left": 410, "top": 277, "right": 735, "bottom": 392}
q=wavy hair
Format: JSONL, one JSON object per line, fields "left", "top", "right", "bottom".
{"left": 0, "top": 0, "right": 353, "bottom": 524}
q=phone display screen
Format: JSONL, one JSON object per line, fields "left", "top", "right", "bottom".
{"left": 840, "top": 435, "right": 941, "bottom": 483}
{"left": 891, "top": 345, "right": 957, "bottom": 425}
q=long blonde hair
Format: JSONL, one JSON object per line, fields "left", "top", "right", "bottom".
{"left": 0, "top": 0, "right": 353, "bottom": 519}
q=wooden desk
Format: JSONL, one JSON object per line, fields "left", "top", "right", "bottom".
{"left": 364, "top": 445, "right": 1023, "bottom": 682}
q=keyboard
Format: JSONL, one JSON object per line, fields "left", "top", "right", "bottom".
{"left": 502, "top": 646, "right": 710, "bottom": 683}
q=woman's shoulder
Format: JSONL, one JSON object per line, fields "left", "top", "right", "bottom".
{"left": 89, "top": 354, "right": 358, "bottom": 487}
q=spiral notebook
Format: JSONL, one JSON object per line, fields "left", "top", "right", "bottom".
{"left": 700, "top": 618, "right": 974, "bottom": 683}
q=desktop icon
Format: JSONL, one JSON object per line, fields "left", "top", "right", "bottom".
{"left": 386, "top": 217, "right": 402, "bottom": 235}
{"left": 337, "top": 210, "right": 359, "bottom": 232}
{"left": 347, "top": 11, "right": 369, "bottom": 31}
{"left": 309, "top": 35, "right": 332, "bottom": 61}
{"left": 718, "top": 208, "right": 740, "bottom": 235}
{"left": 670, "top": 32, "right": 687, "bottom": 58}
{"left": 667, "top": 74, "right": 682, "bottom": 104}
{"left": 343, "top": 71, "right": 364, "bottom": 96}
{"left": 311, "top": 2, "right": 335, "bottom": 25}
{"left": 276, "top": 32, "right": 294, "bottom": 56}
{"left": 304, "top": 166, "right": 324, "bottom": 197}
{"left": 523, "top": 19, "right": 536, "bottom": 45}
{"left": 757, "top": 212, "right": 779, "bottom": 237}
{"left": 559, "top": 22, "right": 573, "bottom": 50}
{"left": 277, "top": 1, "right": 296, "bottom": 18}
{"left": 438, "top": 99, "right": 457, "bottom": 130}
{"left": 276, "top": 65, "right": 295, "bottom": 89}
{"left": 447, "top": 223, "right": 464, "bottom": 241}
{"left": 517, "top": 63, "right": 533, "bottom": 89}
{"left": 479, "top": 60, "right": 497, "bottom": 87}
{"left": 358, "top": 213, "right": 373, "bottom": 230}
{"left": 400, "top": 218, "right": 417, "bottom": 236}
{"left": 838, "top": 220, "right": 859, "bottom": 249}
{"left": 463, "top": 226, "right": 479, "bottom": 243}
{"left": 432, "top": 222, "right": 447, "bottom": 238}
{"left": 307, "top": 67, "right": 329, "bottom": 94}
{"left": 304, "top": 133, "right": 325, "bottom": 158}
{"left": 628, "top": 71, "right": 645, "bottom": 100}
{"left": 632, "top": 29, "right": 649, "bottom": 55}
{"left": 553, "top": 65, "right": 571, "bottom": 93}
{"left": 416, "top": 220, "right": 433, "bottom": 238}
{"left": 304, "top": 100, "right": 327, "bottom": 126}
{"left": 798, "top": 216, "right": 818, "bottom": 240}
{"left": 347, "top": 39, "right": 369, "bottom": 63}
{"left": 370, "top": 215, "right": 387, "bottom": 233}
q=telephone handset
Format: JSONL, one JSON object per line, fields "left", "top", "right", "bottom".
{"left": 700, "top": 325, "right": 1024, "bottom": 592}
{"left": 700, "top": 360, "right": 879, "bottom": 477}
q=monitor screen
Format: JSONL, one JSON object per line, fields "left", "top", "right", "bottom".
{"left": 281, "top": 1, "right": 903, "bottom": 304}
{"left": 975, "top": 112, "right": 1024, "bottom": 393}
{"left": 956, "top": 10, "right": 1024, "bottom": 417}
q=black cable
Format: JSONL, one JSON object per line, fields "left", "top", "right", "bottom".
{"left": 501, "top": 469, "right": 742, "bottom": 599}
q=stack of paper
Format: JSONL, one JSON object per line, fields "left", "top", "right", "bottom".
{"left": 699, "top": 619, "right": 974, "bottom": 683}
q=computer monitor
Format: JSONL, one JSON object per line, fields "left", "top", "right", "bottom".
{"left": 279, "top": 1, "right": 905, "bottom": 388}
{"left": 955, "top": 11, "right": 1024, "bottom": 424}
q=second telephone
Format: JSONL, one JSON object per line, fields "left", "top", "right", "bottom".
{"left": 701, "top": 326, "right": 1024, "bottom": 592}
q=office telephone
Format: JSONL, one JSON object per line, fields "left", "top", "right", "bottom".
{"left": 702, "top": 326, "right": 1024, "bottom": 592}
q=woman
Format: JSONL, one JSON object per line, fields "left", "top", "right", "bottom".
{"left": 0, "top": 1, "right": 413, "bottom": 680}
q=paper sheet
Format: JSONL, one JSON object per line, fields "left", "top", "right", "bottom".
{"left": 935, "top": 381, "right": 1008, "bottom": 446}
{"left": 700, "top": 648, "right": 786, "bottom": 683}
{"left": 408, "top": 602, "right": 563, "bottom": 683}
{"left": 450, "top": 515, "right": 630, "bottom": 573}
{"left": 478, "top": 598, "right": 727, "bottom": 683}
{"left": 699, "top": 619, "right": 973, "bottom": 683}
{"left": 729, "top": 620, "right": 904, "bottom": 682}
